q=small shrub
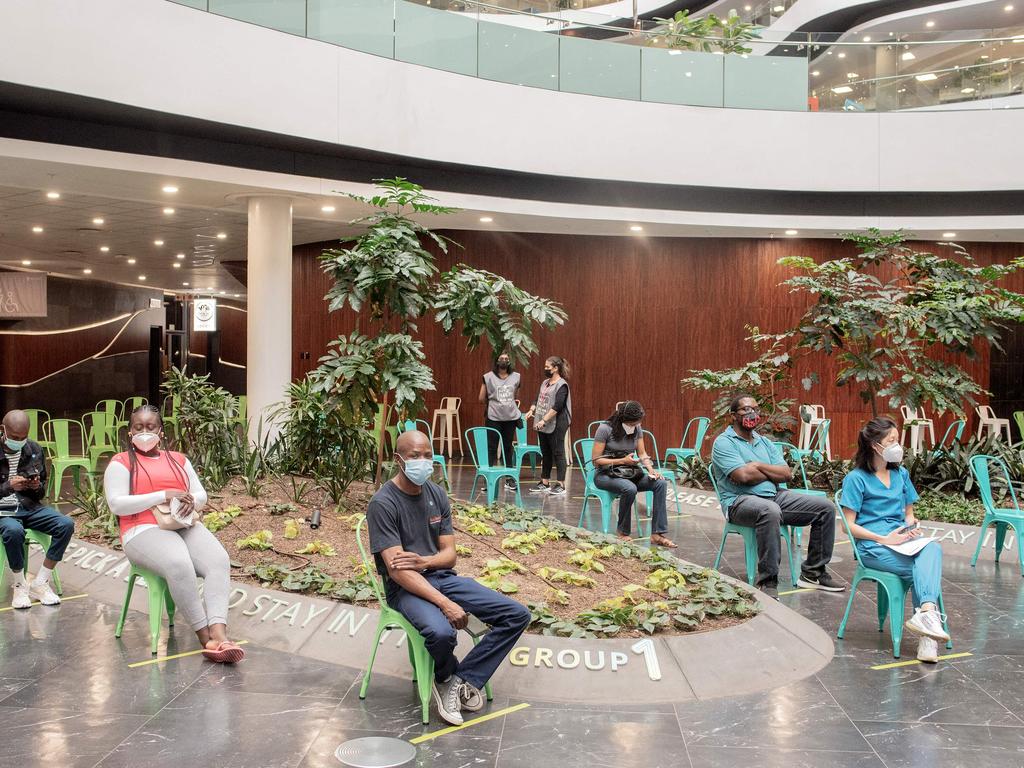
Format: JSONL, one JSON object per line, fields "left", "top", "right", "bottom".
{"left": 297, "top": 540, "right": 337, "bottom": 557}
{"left": 283, "top": 518, "right": 301, "bottom": 540}
{"left": 236, "top": 530, "right": 273, "bottom": 551}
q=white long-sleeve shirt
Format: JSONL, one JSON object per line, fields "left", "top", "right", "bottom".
{"left": 103, "top": 455, "right": 207, "bottom": 545}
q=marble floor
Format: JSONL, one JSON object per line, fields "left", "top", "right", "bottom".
{"left": 1, "top": 464, "right": 1022, "bottom": 768}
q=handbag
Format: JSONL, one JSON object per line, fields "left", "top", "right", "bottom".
{"left": 603, "top": 451, "right": 644, "bottom": 482}
{"left": 152, "top": 498, "right": 191, "bottom": 531}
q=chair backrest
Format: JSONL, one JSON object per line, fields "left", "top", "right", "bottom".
{"left": 641, "top": 430, "right": 662, "bottom": 469}
{"left": 810, "top": 419, "right": 830, "bottom": 454}
{"left": 95, "top": 399, "right": 122, "bottom": 420}
{"left": 773, "top": 441, "right": 813, "bottom": 491}
{"left": 573, "top": 438, "right": 597, "bottom": 475}
{"left": 706, "top": 462, "right": 729, "bottom": 520}
{"left": 833, "top": 490, "right": 864, "bottom": 566}
{"left": 45, "top": 419, "right": 85, "bottom": 457}
{"left": 899, "top": 405, "right": 915, "bottom": 422}
{"left": 354, "top": 515, "right": 388, "bottom": 607}
{"left": 82, "top": 411, "right": 116, "bottom": 448}
{"left": 22, "top": 409, "right": 50, "bottom": 443}
{"left": 123, "top": 396, "right": 147, "bottom": 415}
{"left": 680, "top": 416, "right": 712, "bottom": 455}
{"left": 587, "top": 420, "right": 605, "bottom": 438}
{"left": 936, "top": 419, "right": 966, "bottom": 451}
{"left": 465, "top": 426, "right": 499, "bottom": 469}
{"left": 976, "top": 404, "right": 996, "bottom": 421}
{"left": 439, "top": 397, "right": 461, "bottom": 411}
{"left": 970, "top": 454, "right": 1021, "bottom": 514}
{"left": 515, "top": 417, "right": 532, "bottom": 447}
{"left": 397, "top": 418, "right": 434, "bottom": 444}
{"left": 237, "top": 395, "right": 247, "bottom": 422}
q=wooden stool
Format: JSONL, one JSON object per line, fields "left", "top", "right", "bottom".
{"left": 431, "top": 397, "right": 463, "bottom": 458}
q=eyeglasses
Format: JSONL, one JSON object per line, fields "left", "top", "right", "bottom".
{"left": 736, "top": 407, "right": 761, "bottom": 415}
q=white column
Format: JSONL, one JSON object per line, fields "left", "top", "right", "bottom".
{"left": 246, "top": 195, "right": 292, "bottom": 443}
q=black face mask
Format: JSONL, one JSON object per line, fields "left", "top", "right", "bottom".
{"left": 543, "top": 369, "right": 554, "bottom": 378}
{"left": 498, "top": 361, "right": 509, "bottom": 370}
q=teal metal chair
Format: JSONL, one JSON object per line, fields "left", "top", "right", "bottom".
{"left": 396, "top": 419, "right": 450, "bottom": 488}
{"left": 934, "top": 419, "right": 966, "bottom": 456}
{"left": 641, "top": 430, "right": 683, "bottom": 515}
{"left": 664, "top": 417, "right": 711, "bottom": 468}
{"left": 42, "top": 419, "right": 95, "bottom": 500}
{"left": 114, "top": 565, "right": 176, "bottom": 655}
{"left": 355, "top": 516, "right": 491, "bottom": 724}
{"left": 969, "top": 455, "right": 1024, "bottom": 577}
{"left": 0, "top": 529, "right": 64, "bottom": 596}
{"left": 572, "top": 438, "right": 653, "bottom": 536}
{"left": 513, "top": 417, "right": 542, "bottom": 478}
{"left": 789, "top": 419, "right": 831, "bottom": 463}
{"left": 587, "top": 420, "right": 605, "bottom": 438}
{"left": 835, "top": 491, "right": 953, "bottom": 657}
{"left": 465, "top": 427, "right": 522, "bottom": 506}
{"left": 709, "top": 466, "right": 800, "bottom": 587}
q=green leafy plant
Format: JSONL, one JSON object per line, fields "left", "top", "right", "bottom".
{"left": 455, "top": 544, "right": 474, "bottom": 556}
{"left": 236, "top": 530, "right": 273, "bottom": 551}
{"left": 70, "top": 486, "right": 119, "bottom": 546}
{"left": 501, "top": 527, "right": 562, "bottom": 554}
{"left": 645, "top": 568, "right": 688, "bottom": 593}
{"left": 913, "top": 489, "right": 986, "bottom": 526}
{"left": 283, "top": 518, "right": 301, "bottom": 540}
{"left": 536, "top": 566, "right": 596, "bottom": 588}
{"left": 456, "top": 516, "right": 495, "bottom": 536}
{"left": 203, "top": 505, "right": 242, "bottom": 533}
{"left": 567, "top": 544, "right": 614, "bottom": 573}
{"left": 650, "top": 9, "right": 761, "bottom": 54}
{"left": 268, "top": 502, "right": 298, "bottom": 517}
{"left": 297, "top": 540, "right": 337, "bottom": 557}
{"left": 545, "top": 588, "right": 571, "bottom": 605}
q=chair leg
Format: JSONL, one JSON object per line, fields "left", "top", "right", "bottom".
{"left": 148, "top": 580, "right": 165, "bottom": 655}
{"left": 972, "top": 518, "right": 992, "bottom": 567}
{"left": 741, "top": 530, "right": 758, "bottom": 585}
{"left": 601, "top": 497, "right": 611, "bottom": 534}
{"left": 411, "top": 642, "right": 435, "bottom": 724}
{"left": 713, "top": 530, "right": 727, "bottom": 571}
{"left": 783, "top": 528, "right": 798, "bottom": 587}
{"left": 937, "top": 593, "right": 953, "bottom": 650}
{"left": 994, "top": 522, "right": 1008, "bottom": 564}
{"left": 485, "top": 478, "right": 497, "bottom": 505}
{"left": 885, "top": 582, "right": 907, "bottom": 658}
{"left": 115, "top": 573, "right": 137, "bottom": 639}
{"left": 877, "top": 582, "right": 889, "bottom": 631}
{"left": 837, "top": 576, "right": 861, "bottom": 639}
{"left": 1014, "top": 522, "right": 1024, "bottom": 578}
{"left": 578, "top": 496, "right": 589, "bottom": 529}
{"left": 359, "top": 624, "right": 388, "bottom": 699}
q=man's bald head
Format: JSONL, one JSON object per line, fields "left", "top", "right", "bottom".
{"left": 2, "top": 410, "right": 29, "bottom": 442}
{"left": 395, "top": 429, "right": 431, "bottom": 457}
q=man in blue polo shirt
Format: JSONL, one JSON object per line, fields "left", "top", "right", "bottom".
{"left": 711, "top": 395, "right": 843, "bottom": 599}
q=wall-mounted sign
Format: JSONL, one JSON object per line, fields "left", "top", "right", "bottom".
{"left": 0, "top": 273, "right": 47, "bottom": 318}
{"left": 193, "top": 298, "right": 217, "bottom": 331}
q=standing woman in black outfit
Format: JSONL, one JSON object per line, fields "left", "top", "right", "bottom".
{"left": 524, "top": 356, "right": 572, "bottom": 497}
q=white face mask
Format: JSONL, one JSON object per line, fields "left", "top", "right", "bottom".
{"left": 623, "top": 424, "right": 637, "bottom": 435}
{"left": 132, "top": 432, "right": 160, "bottom": 452}
{"left": 879, "top": 443, "right": 904, "bottom": 464}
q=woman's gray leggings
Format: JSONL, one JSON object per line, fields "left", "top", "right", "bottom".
{"left": 123, "top": 524, "right": 232, "bottom": 631}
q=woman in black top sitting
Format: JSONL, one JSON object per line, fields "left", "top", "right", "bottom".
{"left": 591, "top": 401, "right": 675, "bottom": 547}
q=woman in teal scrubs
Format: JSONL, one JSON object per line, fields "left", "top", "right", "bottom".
{"left": 840, "top": 416, "right": 950, "bottom": 663}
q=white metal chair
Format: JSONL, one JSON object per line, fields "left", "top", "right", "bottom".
{"left": 976, "top": 405, "right": 1012, "bottom": 442}
{"left": 899, "top": 405, "right": 935, "bottom": 454}
{"left": 430, "top": 397, "right": 463, "bottom": 458}
{"left": 797, "top": 404, "right": 832, "bottom": 460}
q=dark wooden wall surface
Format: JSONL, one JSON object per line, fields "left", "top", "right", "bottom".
{"left": 292, "top": 234, "right": 1024, "bottom": 457}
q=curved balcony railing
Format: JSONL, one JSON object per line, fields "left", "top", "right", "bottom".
{"left": 169, "top": 0, "right": 1024, "bottom": 112}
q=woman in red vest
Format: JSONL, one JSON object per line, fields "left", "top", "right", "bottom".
{"left": 103, "top": 404, "right": 244, "bottom": 663}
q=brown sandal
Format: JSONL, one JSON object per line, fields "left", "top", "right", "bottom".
{"left": 650, "top": 534, "right": 677, "bottom": 548}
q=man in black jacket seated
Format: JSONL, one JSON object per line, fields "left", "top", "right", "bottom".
{"left": 0, "top": 410, "right": 74, "bottom": 609}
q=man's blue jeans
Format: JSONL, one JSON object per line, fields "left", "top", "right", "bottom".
{"left": 0, "top": 506, "right": 75, "bottom": 571}
{"left": 389, "top": 570, "right": 531, "bottom": 689}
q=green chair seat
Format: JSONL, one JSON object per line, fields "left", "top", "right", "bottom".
{"left": 0, "top": 529, "right": 64, "bottom": 596}
{"left": 114, "top": 565, "right": 176, "bottom": 655}
{"left": 355, "top": 516, "right": 492, "bottom": 724}
{"left": 466, "top": 427, "right": 522, "bottom": 506}
{"left": 969, "top": 454, "right": 1024, "bottom": 577}
{"left": 834, "top": 491, "right": 953, "bottom": 657}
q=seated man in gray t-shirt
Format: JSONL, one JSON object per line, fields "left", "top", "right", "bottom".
{"left": 368, "top": 430, "right": 530, "bottom": 727}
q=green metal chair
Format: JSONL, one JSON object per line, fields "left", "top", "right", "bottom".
{"left": 22, "top": 409, "right": 54, "bottom": 456}
{"left": 42, "top": 419, "right": 95, "bottom": 500}
{"left": 465, "top": 427, "right": 522, "bottom": 506}
{"left": 95, "top": 399, "right": 123, "bottom": 422}
{"left": 0, "top": 529, "right": 64, "bottom": 596}
{"left": 82, "top": 410, "right": 119, "bottom": 471}
{"left": 162, "top": 395, "right": 181, "bottom": 439}
{"left": 355, "top": 516, "right": 491, "bottom": 724}
{"left": 933, "top": 419, "right": 966, "bottom": 456}
{"left": 835, "top": 491, "right": 953, "bottom": 657}
{"left": 117, "top": 397, "right": 148, "bottom": 435}
{"left": 969, "top": 454, "right": 1024, "bottom": 577}
{"left": 572, "top": 438, "right": 654, "bottom": 536}
{"left": 396, "top": 419, "right": 450, "bottom": 488}
{"left": 513, "top": 417, "right": 542, "bottom": 478}
{"left": 664, "top": 416, "right": 711, "bottom": 468}
{"left": 1013, "top": 411, "right": 1024, "bottom": 444}
{"left": 709, "top": 466, "right": 800, "bottom": 587}
{"left": 114, "top": 565, "right": 176, "bottom": 655}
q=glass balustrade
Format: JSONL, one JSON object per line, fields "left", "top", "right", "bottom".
{"left": 167, "top": 0, "right": 1024, "bottom": 112}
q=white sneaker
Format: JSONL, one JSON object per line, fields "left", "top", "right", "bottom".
{"left": 431, "top": 676, "right": 464, "bottom": 726}
{"left": 905, "top": 608, "right": 950, "bottom": 642}
{"left": 459, "top": 681, "right": 485, "bottom": 712}
{"left": 29, "top": 581, "right": 61, "bottom": 606}
{"left": 917, "top": 636, "right": 939, "bottom": 663}
{"left": 11, "top": 582, "right": 31, "bottom": 609}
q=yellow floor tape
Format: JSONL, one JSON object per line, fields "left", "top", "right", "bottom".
{"left": 0, "top": 593, "right": 88, "bottom": 613}
{"left": 871, "top": 651, "right": 972, "bottom": 670}
{"left": 129, "top": 640, "right": 250, "bottom": 668}
{"left": 777, "top": 588, "right": 814, "bottom": 596}
{"left": 410, "top": 702, "right": 531, "bottom": 744}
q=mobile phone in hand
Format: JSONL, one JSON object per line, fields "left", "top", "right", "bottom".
{"left": 896, "top": 522, "right": 919, "bottom": 535}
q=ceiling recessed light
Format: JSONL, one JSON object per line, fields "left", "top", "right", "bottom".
{"left": 838, "top": 52, "right": 846, "bottom": 58}
{"left": 772, "top": 4, "right": 783, "bottom": 11}
{"left": 915, "top": 73, "right": 938, "bottom": 81}
{"left": 832, "top": 85, "right": 853, "bottom": 94}
{"left": 234, "top": 294, "right": 240, "bottom": 298}
{"left": 785, "top": 229, "right": 799, "bottom": 235}
{"left": 46, "top": 191, "right": 60, "bottom": 200}
{"left": 127, "top": 258, "right": 137, "bottom": 264}
{"left": 207, "top": 286, "right": 214, "bottom": 290}
{"left": 163, "top": 207, "right": 175, "bottom": 215}
{"left": 1005, "top": 4, "right": 1014, "bottom": 11}
{"left": 219, "top": 290, "right": 226, "bottom": 295}
{"left": 32, "top": 225, "right": 43, "bottom": 233}
{"left": 139, "top": 275, "right": 147, "bottom": 281}
{"left": 162, "top": 185, "right": 178, "bottom": 193}
{"left": 173, "top": 262, "right": 181, "bottom": 269}
{"left": 83, "top": 269, "right": 92, "bottom": 275}
{"left": 321, "top": 205, "right": 336, "bottom": 213}
{"left": 961, "top": 86, "right": 976, "bottom": 93}
{"left": 154, "top": 239, "right": 164, "bottom": 246}
{"left": 176, "top": 252, "right": 186, "bottom": 259}
{"left": 942, "top": 232, "right": 957, "bottom": 238}
{"left": 216, "top": 233, "right": 227, "bottom": 239}
{"left": 21, "top": 260, "right": 31, "bottom": 266}
{"left": 183, "top": 282, "right": 190, "bottom": 286}
{"left": 925, "top": 20, "right": 935, "bottom": 27}
{"left": 630, "top": 225, "right": 643, "bottom": 232}
{"left": 862, "top": 35, "right": 871, "bottom": 42}
{"left": 901, "top": 51, "right": 916, "bottom": 61}
{"left": 744, "top": 4, "right": 751, "bottom": 9}
{"left": 92, "top": 217, "right": 105, "bottom": 225}
{"left": 100, "top": 246, "right": 110, "bottom": 252}
{"left": 479, "top": 216, "right": 493, "bottom": 223}
{"left": 811, "top": 70, "right": 820, "bottom": 76}
{"left": 980, "top": 54, "right": 990, "bottom": 60}
{"left": 847, "top": 72, "right": 859, "bottom": 78}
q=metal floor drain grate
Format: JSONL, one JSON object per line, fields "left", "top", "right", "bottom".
{"left": 334, "top": 736, "right": 417, "bottom": 768}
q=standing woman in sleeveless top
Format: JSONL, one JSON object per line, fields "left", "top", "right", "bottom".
{"left": 524, "top": 356, "right": 572, "bottom": 497}
{"left": 478, "top": 352, "right": 522, "bottom": 490}
{"left": 103, "top": 405, "right": 244, "bottom": 663}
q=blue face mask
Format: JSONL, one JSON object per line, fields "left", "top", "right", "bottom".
{"left": 4, "top": 437, "right": 26, "bottom": 453}
{"left": 400, "top": 456, "right": 434, "bottom": 486}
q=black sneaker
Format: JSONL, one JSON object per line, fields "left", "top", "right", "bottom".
{"left": 757, "top": 580, "right": 778, "bottom": 600}
{"left": 504, "top": 478, "right": 518, "bottom": 491}
{"left": 548, "top": 484, "right": 566, "bottom": 497}
{"left": 529, "top": 482, "right": 550, "bottom": 494}
{"left": 797, "top": 572, "right": 846, "bottom": 593}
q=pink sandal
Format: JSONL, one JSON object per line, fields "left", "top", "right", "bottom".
{"left": 202, "top": 641, "right": 246, "bottom": 663}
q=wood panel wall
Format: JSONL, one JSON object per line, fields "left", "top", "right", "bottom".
{"left": 291, "top": 234, "right": 1024, "bottom": 458}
